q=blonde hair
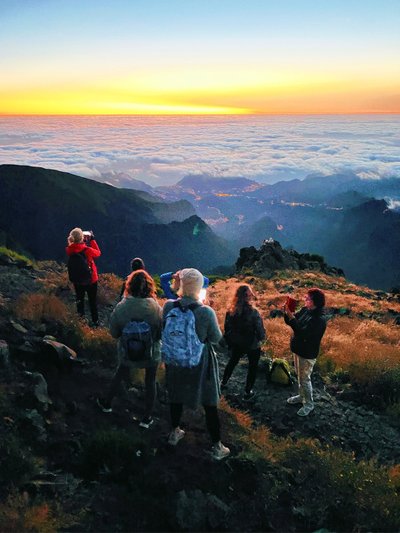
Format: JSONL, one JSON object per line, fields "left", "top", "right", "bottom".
{"left": 178, "top": 268, "right": 204, "bottom": 299}
{"left": 68, "top": 227, "right": 84, "bottom": 244}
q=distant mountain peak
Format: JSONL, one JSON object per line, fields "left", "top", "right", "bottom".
{"left": 236, "top": 239, "right": 344, "bottom": 278}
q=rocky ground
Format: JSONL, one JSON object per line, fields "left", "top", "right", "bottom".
{"left": 0, "top": 255, "right": 399, "bottom": 531}
{"left": 221, "top": 360, "right": 400, "bottom": 464}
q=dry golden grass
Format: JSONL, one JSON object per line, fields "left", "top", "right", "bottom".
{"left": 97, "top": 273, "right": 123, "bottom": 306}
{"left": 210, "top": 276, "right": 400, "bottom": 399}
{"left": 220, "top": 396, "right": 254, "bottom": 431}
{"left": 264, "top": 318, "right": 293, "bottom": 359}
{"left": 323, "top": 317, "right": 400, "bottom": 373}
{"left": 13, "top": 293, "right": 71, "bottom": 324}
{"left": 77, "top": 322, "right": 116, "bottom": 363}
{"left": 36, "top": 261, "right": 70, "bottom": 293}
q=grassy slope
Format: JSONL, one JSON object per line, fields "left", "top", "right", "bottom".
{"left": 1, "top": 263, "right": 400, "bottom": 531}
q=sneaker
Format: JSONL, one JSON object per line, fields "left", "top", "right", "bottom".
{"left": 243, "top": 390, "right": 256, "bottom": 401}
{"left": 297, "top": 404, "right": 314, "bottom": 417}
{"left": 96, "top": 397, "right": 112, "bottom": 413}
{"left": 287, "top": 395, "right": 302, "bottom": 405}
{"left": 211, "top": 441, "right": 230, "bottom": 461}
{"left": 139, "top": 416, "right": 154, "bottom": 429}
{"left": 168, "top": 427, "right": 185, "bottom": 446}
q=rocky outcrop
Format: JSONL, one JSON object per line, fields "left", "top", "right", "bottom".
{"left": 236, "top": 239, "right": 344, "bottom": 277}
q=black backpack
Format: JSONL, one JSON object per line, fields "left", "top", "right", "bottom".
{"left": 67, "top": 250, "right": 92, "bottom": 285}
{"left": 224, "top": 311, "right": 256, "bottom": 349}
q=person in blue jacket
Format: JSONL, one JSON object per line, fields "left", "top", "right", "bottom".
{"left": 160, "top": 270, "right": 209, "bottom": 301}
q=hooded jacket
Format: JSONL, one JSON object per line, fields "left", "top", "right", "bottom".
{"left": 66, "top": 240, "right": 101, "bottom": 284}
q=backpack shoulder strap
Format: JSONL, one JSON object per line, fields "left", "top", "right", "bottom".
{"left": 187, "top": 302, "right": 202, "bottom": 312}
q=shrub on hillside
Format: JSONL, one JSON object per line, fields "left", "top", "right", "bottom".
{"left": 97, "top": 273, "right": 123, "bottom": 306}
{"left": 0, "top": 435, "right": 37, "bottom": 495}
{"left": 80, "top": 429, "right": 148, "bottom": 480}
{"left": 0, "top": 246, "right": 33, "bottom": 267}
{"left": 221, "top": 402, "right": 400, "bottom": 532}
{"left": 271, "top": 440, "right": 400, "bottom": 532}
{"left": 77, "top": 323, "right": 116, "bottom": 366}
{"left": 0, "top": 493, "right": 80, "bottom": 532}
{"left": 13, "top": 293, "right": 70, "bottom": 324}
{"left": 320, "top": 316, "right": 400, "bottom": 405}
{"left": 36, "top": 261, "right": 70, "bottom": 293}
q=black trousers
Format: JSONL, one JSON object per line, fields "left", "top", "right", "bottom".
{"left": 170, "top": 402, "right": 221, "bottom": 443}
{"left": 107, "top": 363, "right": 158, "bottom": 418}
{"left": 74, "top": 282, "right": 98, "bottom": 323}
{"left": 222, "top": 346, "right": 261, "bottom": 393}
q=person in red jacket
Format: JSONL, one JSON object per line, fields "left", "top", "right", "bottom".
{"left": 66, "top": 227, "right": 101, "bottom": 326}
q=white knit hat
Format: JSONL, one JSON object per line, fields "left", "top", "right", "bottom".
{"left": 179, "top": 268, "right": 204, "bottom": 298}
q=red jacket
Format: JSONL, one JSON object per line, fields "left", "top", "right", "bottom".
{"left": 66, "top": 240, "right": 101, "bottom": 284}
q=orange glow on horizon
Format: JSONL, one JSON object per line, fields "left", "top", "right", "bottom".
{"left": 1, "top": 71, "right": 399, "bottom": 115}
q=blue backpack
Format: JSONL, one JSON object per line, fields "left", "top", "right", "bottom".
{"left": 162, "top": 301, "right": 204, "bottom": 368}
{"left": 121, "top": 320, "right": 153, "bottom": 362}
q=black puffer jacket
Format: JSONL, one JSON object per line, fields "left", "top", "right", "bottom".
{"left": 224, "top": 306, "right": 266, "bottom": 350}
{"left": 284, "top": 307, "right": 326, "bottom": 359}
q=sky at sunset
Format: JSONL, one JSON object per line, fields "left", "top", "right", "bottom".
{"left": 1, "top": 0, "right": 399, "bottom": 115}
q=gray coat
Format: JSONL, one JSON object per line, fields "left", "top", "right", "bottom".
{"left": 110, "top": 296, "right": 162, "bottom": 369}
{"left": 163, "top": 297, "right": 222, "bottom": 408}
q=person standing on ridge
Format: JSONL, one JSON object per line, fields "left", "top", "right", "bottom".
{"left": 283, "top": 288, "right": 327, "bottom": 417}
{"left": 160, "top": 270, "right": 209, "bottom": 301}
{"left": 221, "top": 284, "right": 266, "bottom": 400}
{"left": 97, "top": 269, "right": 162, "bottom": 428}
{"left": 119, "top": 257, "right": 146, "bottom": 300}
{"left": 66, "top": 227, "right": 101, "bottom": 327}
{"left": 162, "top": 268, "right": 230, "bottom": 460}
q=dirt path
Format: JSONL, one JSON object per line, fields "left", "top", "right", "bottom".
{"left": 219, "top": 354, "right": 400, "bottom": 464}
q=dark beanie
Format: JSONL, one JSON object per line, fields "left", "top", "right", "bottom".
{"left": 131, "top": 257, "right": 145, "bottom": 272}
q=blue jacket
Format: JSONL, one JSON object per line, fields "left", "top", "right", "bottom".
{"left": 160, "top": 272, "right": 209, "bottom": 300}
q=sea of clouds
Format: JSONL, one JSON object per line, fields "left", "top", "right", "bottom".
{"left": 0, "top": 114, "right": 399, "bottom": 187}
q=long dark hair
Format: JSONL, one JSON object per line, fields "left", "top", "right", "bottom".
{"left": 124, "top": 270, "right": 156, "bottom": 299}
{"left": 229, "top": 284, "right": 255, "bottom": 316}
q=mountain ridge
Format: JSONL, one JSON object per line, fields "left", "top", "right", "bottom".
{"left": 0, "top": 165, "right": 235, "bottom": 274}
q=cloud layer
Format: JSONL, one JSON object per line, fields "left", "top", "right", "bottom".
{"left": 0, "top": 115, "right": 399, "bottom": 187}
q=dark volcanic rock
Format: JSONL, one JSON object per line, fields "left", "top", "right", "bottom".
{"left": 236, "top": 239, "right": 344, "bottom": 278}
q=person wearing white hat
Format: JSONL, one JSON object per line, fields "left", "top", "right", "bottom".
{"left": 163, "top": 268, "right": 230, "bottom": 460}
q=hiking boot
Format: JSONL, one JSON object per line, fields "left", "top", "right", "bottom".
{"left": 168, "top": 427, "right": 185, "bottom": 446}
{"left": 96, "top": 397, "right": 112, "bottom": 413}
{"left": 210, "top": 441, "right": 230, "bottom": 461}
{"left": 139, "top": 416, "right": 154, "bottom": 429}
{"left": 287, "top": 395, "right": 302, "bottom": 405}
{"left": 243, "top": 390, "right": 256, "bottom": 401}
{"left": 297, "top": 404, "right": 314, "bottom": 417}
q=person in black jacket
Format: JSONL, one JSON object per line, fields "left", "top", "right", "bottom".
{"left": 284, "top": 288, "right": 326, "bottom": 416}
{"left": 119, "top": 257, "right": 146, "bottom": 300}
{"left": 221, "top": 284, "right": 266, "bottom": 400}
